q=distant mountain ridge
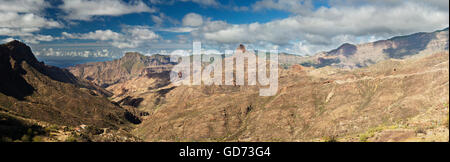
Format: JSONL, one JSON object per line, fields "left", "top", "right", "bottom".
{"left": 300, "top": 27, "right": 449, "bottom": 68}
{"left": 67, "top": 52, "right": 176, "bottom": 88}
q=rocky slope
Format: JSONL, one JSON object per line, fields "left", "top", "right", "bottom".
{"left": 73, "top": 50, "right": 448, "bottom": 142}
{"left": 0, "top": 41, "right": 141, "bottom": 142}
{"left": 67, "top": 52, "right": 176, "bottom": 88}
{"left": 25, "top": 28, "right": 450, "bottom": 142}
{"left": 284, "top": 27, "right": 449, "bottom": 69}
{"left": 74, "top": 30, "right": 447, "bottom": 142}
{"left": 129, "top": 51, "right": 448, "bottom": 142}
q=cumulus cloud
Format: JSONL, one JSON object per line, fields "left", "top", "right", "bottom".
{"left": 157, "top": 27, "right": 198, "bottom": 33}
{"left": 182, "top": 13, "right": 204, "bottom": 27}
{"left": 150, "top": 0, "right": 245, "bottom": 11}
{"left": 151, "top": 13, "right": 179, "bottom": 26}
{"left": 62, "top": 30, "right": 122, "bottom": 41}
{"left": 59, "top": 0, "right": 156, "bottom": 20}
{"left": 195, "top": 0, "right": 449, "bottom": 55}
{"left": 21, "top": 34, "right": 56, "bottom": 44}
{"left": 2, "top": 34, "right": 57, "bottom": 44}
{"left": 0, "top": 0, "right": 61, "bottom": 38}
{"left": 62, "top": 26, "right": 160, "bottom": 49}
{"left": 125, "top": 27, "right": 160, "bottom": 40}
{"left": 151, "top": 15, "right": 164, "bottom": 26}
{"left": 0, "top": 0, "right": 49, "bottom": 13}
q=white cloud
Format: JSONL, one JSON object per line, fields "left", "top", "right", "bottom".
{"left": 3, "top": 34, "right": 57, "bottom": 44}
{"left": 329, "top": 0, "right": 449, "bottom": 12}
{"left": 0, "top": 28, "right": 39, "bottom": 36}
{"left": 151, "top": 13, "right": 179, "bottom": 26}
{"left": 0, "top": 12, "right": 61, "bottom": 29}
{"left": 1, "top": 37, "right": 15, "bottom": 43}
{"left": 34, "top": 34, "right": 55, "bottom": 42}
{"left": 63, "top": 30, "right": 123, "bottom": 40}
{"left": 182, "top": 13, "right": 204, "bottom": 27}
{"left": 125, "top": 27, "right": 160, "bottom": 40}
{"left": 62, "top": 26, "right": 161, "bottom": 49}
{"left": 21, "top": 34, "right": 56, "bottom": 44}
{"left": 150, "top": 0, "right": 220, "bottom": 7}
{"left": 157, "top": 27, "right": 197, "bottom": 33}
{"left": 151, "top": 15, "right": 164, "bottom": 26}
{"left": 149, "top": 0, "right": 175, "bottom": 5}
{"left": 195, "top": 0, "right": 449, "bottom": 55}
{"left": 0, "top": 0, "right": 61, "bottom": 38}
{"left": 0, "top": 0, "right": 48, "bottom": 13}
{"left": 59, "top": 0, "right": 156, "bottom": 20}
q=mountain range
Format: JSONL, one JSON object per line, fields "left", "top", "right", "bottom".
{"left": 280, "top": 27, "right": 449, "bottom": 69}
{"left": 1, "top": 27, "right": 448, "bottom": 142}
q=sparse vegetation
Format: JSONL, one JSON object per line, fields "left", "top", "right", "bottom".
{"left": 0, "top": 137, "right": 13, "bottom": 142}
{"left": 444, "top": 103, "right": 449, "bottom": 129}
{"left": 323, "top": 136, "right": 338, "bottom": 142}
{"left": 415, "top": 127, "right": 426, "bottom": 134}
{"left": 32, "top": 136, "right": 44, "bottom": 142}
{"left": 65, "top": 136, "right": 78, "bottom": 142}
{"left": 359, "top": 126, "right": 385, "bottom": 142}
{"left": 20, "top": 134, "right": 31, "bottom": 142}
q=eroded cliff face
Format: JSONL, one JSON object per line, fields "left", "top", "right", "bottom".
{"left": 300, "top": 28, "right": 449, "bottom": 69}
{"left": 64, "top": 28, "right": 449, "bottom": 142}
{"left": 131, "top": 52, "right": 448, "bottom": 142}
{"left": 79, "top": 50, "right": 448, "bottom": 142}
{"left": 67, "top": 52, "right": 176, "bottom": 88}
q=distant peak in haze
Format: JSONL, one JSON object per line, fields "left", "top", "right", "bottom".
{"left": 237, "top": 44, "right": 246, "bottom": 53}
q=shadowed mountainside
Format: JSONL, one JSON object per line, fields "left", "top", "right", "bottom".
{"left": 67, "top": 52, "right": 177, "bottom": 88}
{"left": 0, "top": 41, "right": 141, "bottom": 142}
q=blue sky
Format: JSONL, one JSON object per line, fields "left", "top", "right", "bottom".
{"left": 0, "top": 0, "right": 448, "bottom": 58}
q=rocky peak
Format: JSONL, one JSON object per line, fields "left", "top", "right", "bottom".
{"left": 237, "top": 44, "right": 246, "bottom": 53}
{"left": 1, "top": 40, "right": 40, "bottom": 67}
{"left": 1, "top": 40, "right": 79, "bottom": 85}
{"left": 327, "top": 43, "right": 357, "bottom": 56}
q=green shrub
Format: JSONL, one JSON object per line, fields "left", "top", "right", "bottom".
{"left": 20, "top": 134, "right": 31, "bottom": 142}
{"left": 32, "top": 136, "right": 44, "bottom": 142}
{"left": 65, "top": 136, "right": 77, "bottom": 142}
{"left": 359, "top": 134, "right": 369, "bottom": 142}
{"left": 323, "top": 136, "right": 338, "bottom": 142}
